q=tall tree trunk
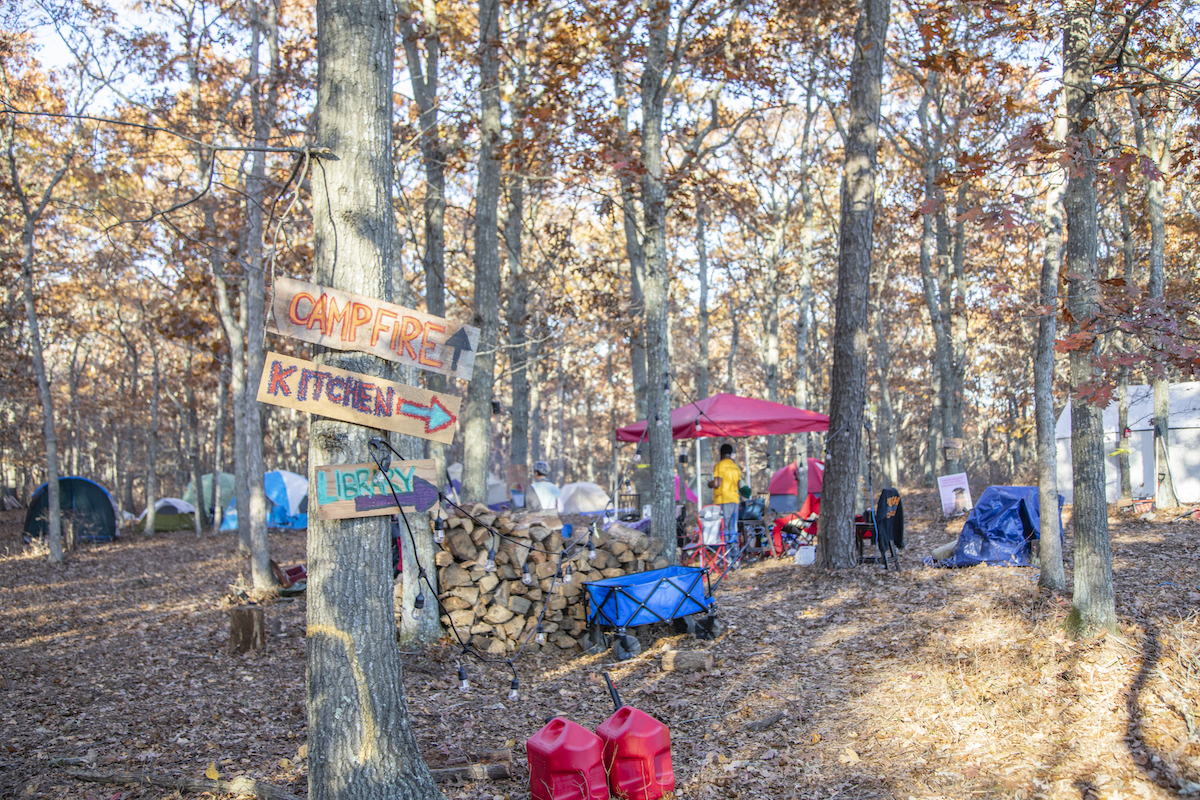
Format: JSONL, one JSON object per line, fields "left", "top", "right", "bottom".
{"left": 1035, "top": 102, "right": 1067, "bottom": 593}
{"left": 307, "top": 0, "right": 443, "bottom": 794}
{"left": 243, "top": 0, "right": 279, "bottom": 589}
{"left": 639, "top": 0, "right": 675, "bottom": 559}
{"left": 1114, "top": 152, "right": 1134, "bottom": 504}
{"left": 613, "top": 55, "right": 648, "bottom": 419}
{"left": 1130, "top": 94, "right": 1177, "bottom": 509}
{"left": 1063, "top": 0, "right": 1116, "bottom": 636}
{"left": 461, "top": 0, "right": 503, "bottom": 505}
{"left": 142, "top": 340, "right": 160, "bottom": 536}
{"left": 764, "top": 222, "right": 784, "bottom": 472}
{"left": 211, "top": 365, "right": 228, "bottom": 531}
{"left": 695, "top": 195, "right": 711, "bottom": 505}
{"left": 795, "top": 176, "right": 815, "bottom": 499}
{"left": 871, "top": 259, "right": 897, "bottom": 488}
{"left": 399, "top": 0, "right": 448, "bottom": 484}
{"left": 817, "top": 0, "right": 889, "bottom": 569}
{"left": 185, "top": 352, "right": 205, "bottom": 537}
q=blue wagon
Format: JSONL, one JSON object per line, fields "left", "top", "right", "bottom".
{"left": 583, "top": 565, "right": 720, "bottom": 659}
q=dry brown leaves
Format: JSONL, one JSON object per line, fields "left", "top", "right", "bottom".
{"left": 2, "top": 488, "right": 1199, "bottom": 800}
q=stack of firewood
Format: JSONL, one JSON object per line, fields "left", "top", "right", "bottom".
{"left": 434, "top": 506, "right": 668, "bottom": 656}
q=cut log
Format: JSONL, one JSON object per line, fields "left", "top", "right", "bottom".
{"left": 661, "top": 649, "right": 714, "bottom": 672}
{"left": 228, "top": 607, "right": 266, "bottom": 655}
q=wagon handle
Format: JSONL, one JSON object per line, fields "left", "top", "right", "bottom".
{"left": 602, "top": 671, "right": 623, "bottom": 710}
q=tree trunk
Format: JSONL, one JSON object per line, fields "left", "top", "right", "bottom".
{"left": 639, "top": 0, "right": 675, "bottom": 561}
{"left": 211, "top": 366, "right": 228, "bottom": 531}
{"left": 817, "top": 0, "right": 889, "bottom": 570}
{"left": 612, "top": 53, "right": 648, "bottom": 420}
{"left": 142, "top": 340, "right": 160, "bottom": 536}
{"left": 243, "top": 0, "right": 279, "bottom": 589}
{"left": 186, "top": 351, "right": 205, "bottom": 537}
{"left": 399, "top": 0, "right": 448, "bottom": 484}
{"left": 1114, "top": 153, "right": 1134, "bottom": 504}
{"left": 696, "top": 195, "right": 711, "bottom": 506}
{"left": 307, "top": 0, "right": 443, "bottom": 794}
{"left": 461, "top": 0, "right": 502, "bottom": 505}
{"left": 1062, "top": 0, "right": 1115, "bottom": 636}
{"left": 1035, "top": 101, "right": 1067, "bottom": 593}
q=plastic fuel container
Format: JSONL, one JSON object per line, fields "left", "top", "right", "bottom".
{"left": 526, "top": 717, "right": 610, "bottom": 800}
{"left": 596, "top": 706, "right": 675, "bottom": 800}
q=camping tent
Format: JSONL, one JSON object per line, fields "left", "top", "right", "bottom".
{"left": 1055, "top": 382, "right": 1200, "bottom": 504}
{"left": 24, "top": 477, "right": 120, "bottom": 544}
{"left": 220, "top": 470, "right": 309, "bottom": 531}
{"left": 560, "top": 481, "right": 611, "bottom": 514}
{"left": 137, "top": 497, "right": 197, "bottom": 532}
{"left": 934, "top": 485, "right": 1063, "bottom": 568}
{"left": 183, "top": 472, "right": 237, "bottom": 515}
{"left": 446, "top": 462, "right": 509, "bottom": 507}
{"left": 766, "top": 459, "right": 825, "bottom": 514}
{"left": 614, "top": 393, "right": 828, "bottom": 442}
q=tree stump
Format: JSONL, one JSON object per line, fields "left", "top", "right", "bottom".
{"left": 229, "top": 606, "right": 267, "bottom": 655}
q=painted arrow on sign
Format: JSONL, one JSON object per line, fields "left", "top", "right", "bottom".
{"left": 399, "top": 395, "right": 457, "bottom": 434}
{"left": 354, "top": 476, "right": 440, "bottom": 514}
{"left": 444, "top": 327, "right": 473, "bottom": 374}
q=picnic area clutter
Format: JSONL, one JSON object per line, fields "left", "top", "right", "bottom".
{"left": 182, "top": 472, "right": 237, "bottom": 515}
{"left": 135, "top": 497, "right": 197, "bottom": 531}
{"left": 219, "top": 470, "right": 309, "bottom": 531}
{"left": 23, "top": 476, "right": 120, "bottom": 544}
{"left": 1054, "top": 381, "right": 1200, "bottom": 504}
{"left": 928, "top": 485, "right": 1062, "bottom": 568}
{"left": 7, "top": 491, "right": 1200, "bottom": 800}
{"left": 434, "top": 506, "right": 669, "bottom": 656}
{"left": 767, "top": 458, "right": 825, "bottom": 514}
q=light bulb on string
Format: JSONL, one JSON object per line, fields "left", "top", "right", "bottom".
{"left": 411, "top": 591, "right": 425, "bottom": 620}
{"left": 433, "top": 516, "right": 445, "bottom": 544}
{"left": 458, "top": 664, "right": 469, "bottom": 693}
{"left": 521, "top": 563, "right": 533, "bottom": 585}
{"left": 508, "top": 677, "right": 520, "bottom": 702}
{"left": 484, "top": 546, "right": 496, "bottom": 573}
{"left": 588, "top": 537, "right": 597, "bottom": 561}
{"left": 563, "top": 564, "right": 573, "bottom": 584}
{"left": 535, "top": 624, "right": 545, "bottom": 645}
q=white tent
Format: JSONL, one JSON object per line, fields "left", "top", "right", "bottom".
{"left": 446, "top": 462, "right": 509, "bottom": 506}
{"left": 1055, "top": 382, "right": 1200, "bottom": 504}
{"left": 559, "top": 481, "right": 612, "bottom": 514}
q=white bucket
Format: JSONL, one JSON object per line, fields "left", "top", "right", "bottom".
{"left": 794, "top": 545, "right": 816, "bottom": 565}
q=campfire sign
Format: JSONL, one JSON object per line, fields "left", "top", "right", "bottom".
{"left": 268, "top": 277, "right": 479, "bottom": 381}
{"left": 256, "top": 351, "right": 460, "bottom": 444}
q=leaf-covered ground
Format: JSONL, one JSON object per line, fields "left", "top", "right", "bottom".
{"left": 2, "top": 489, "right": 1199, "bottom": 800}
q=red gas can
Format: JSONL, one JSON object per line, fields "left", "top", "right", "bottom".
{"left": 526, "top": 717, "right": 610, "bottom": 800}
{"left": 596, "top": 706, "right": 675, "bottom": 800}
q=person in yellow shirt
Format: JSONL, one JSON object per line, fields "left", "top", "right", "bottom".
{"left": 707, "top": 443, "right": 742, "bottom": 545}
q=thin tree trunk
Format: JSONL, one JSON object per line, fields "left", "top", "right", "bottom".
{"left": 211, "top": 366, "right": 228, "bottom": 531}
{"left": 1063, "top": 0, "right": 1116, "bottom": 636}
{"left": 461, "top": 0, "right": 502, "bottom": 505}
{"left": 817, "top": 0, "right": 889, "bottom": 569}
{"left": 639, "top": 0, "right": 675, "bottom": 560}
{"left": 1035, "top": 101, "right": 1067, "bottom": 593}
{"left": 307, "top": 0, "right": 443, "bottom": 793}
{"left": 696, "top": 194, "right": 711, "bottom": 506}
{"left": 185, "top": 351, "right": 205, "bottom": 537}
{"left": 142, "top": 340, "right": 160, "bottom": 536}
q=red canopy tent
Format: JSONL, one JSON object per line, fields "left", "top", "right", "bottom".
{"left": 614, "top": 393, "right": 828, "bottom": 442}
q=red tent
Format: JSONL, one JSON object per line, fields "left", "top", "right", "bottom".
{"left": 614, "top": 393, "right": 828, "bottom": 442}
{"left": 768, "top": 459, "right": 825, "bottom": 496}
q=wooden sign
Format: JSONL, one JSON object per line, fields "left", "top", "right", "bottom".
{"left": 268, "top": 276, "right": 479, "bottom": 381}
{"left": 257, "top": 352, "right": 460, "bottom": 444}
{"left": 313, "top": 460, "right": 439, "bottom": 519}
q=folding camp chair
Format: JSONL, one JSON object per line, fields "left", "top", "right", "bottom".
{"left": 682, "top": 504, "right": 732, "bottom": 577}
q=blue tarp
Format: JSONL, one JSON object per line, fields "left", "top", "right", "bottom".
{"left": 585, "top": 565, "right": 711, "bottom": 628}
{"left": 936, "top": 485, "right": 1063, "bottom": 568}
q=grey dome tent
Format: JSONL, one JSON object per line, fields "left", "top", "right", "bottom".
{"left": 24, "top": 477, "right": 120, "bottom": 544}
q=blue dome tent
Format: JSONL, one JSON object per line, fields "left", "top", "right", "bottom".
{"left": 220, "top": 470, "right": 309, "bottom": 531}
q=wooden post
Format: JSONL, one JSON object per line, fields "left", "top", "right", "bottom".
{"left": 229, "top": 606, "right": 266, "bottom": 655}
